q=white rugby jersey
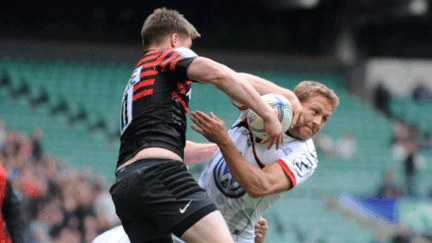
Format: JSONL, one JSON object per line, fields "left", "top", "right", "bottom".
{"left": 198, "top": 109, "right": 318, "bottom": 243}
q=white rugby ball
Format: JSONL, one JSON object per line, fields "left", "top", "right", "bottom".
{"left": 247, "top": 94, "right": 293, "bottom": 139}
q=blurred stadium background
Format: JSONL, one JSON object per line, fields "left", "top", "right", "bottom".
{"left": 1, "top": 0, "right": 432, "bottom": 242}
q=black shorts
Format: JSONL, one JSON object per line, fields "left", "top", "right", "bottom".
{"left": 110, "top": 159, "right": 217, "bottom": 243}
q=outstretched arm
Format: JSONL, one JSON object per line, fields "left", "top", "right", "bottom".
{"left": 184, "top": 141, "right": 218, "bottom": 166}
{"left": 238, "top": 72, "right": 304, "bottom": 129}
{"left": 187, "top": 57, "right": 283, "bottom": 149}
{"left": 191, "top": 111, "right": 292, "bottom": 198}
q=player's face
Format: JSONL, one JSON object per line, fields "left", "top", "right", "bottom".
{"left": 289, "top": 95, "right": 333, "bottom": 140}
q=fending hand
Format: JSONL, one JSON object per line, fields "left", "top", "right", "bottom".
{"left": 190, "top": 111, "right": 229, "bottom": 144}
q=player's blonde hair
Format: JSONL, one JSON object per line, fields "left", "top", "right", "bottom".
{"left": 294, "top": 81, "right": 339, "bottom": 110}
{"left": 141, "top": 8, "right": 200, "bottom": 49}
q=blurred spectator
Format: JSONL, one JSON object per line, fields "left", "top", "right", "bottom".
{"left": 335, "top": 132, "right": 357, "bottom": 161}
{"left": 417, "top": 132, "right": 432, "bottom": 151}
{"left": 0, "top": 120, "right": 6, "bottom": 149}
{"left": 0, "top": 161, "right": 26, "bottom": 242}
{"left": 373, "top": 82, "right": 392, "bottom": 117}
{"left": 391, "top": 121, "right": 411, "bottom": 161}
{"left": 31, "top": 128, "right": 44, "bottom": 163}
{"left": 0, "top": 124, "right": 120, "bottom": 242}
{"left": 376, "top": 168, "right": 404, "bottom": 199}
{"left": 313, "top": 133, "right": 335, "bottom": 158}
{"left": 391, "top": 223, "right": 412, "bottom": 243}
{"left": 412, "top": 81, "right": 432, "bottom": 102}
{"left": 93, "top": 174, "right": 120, "bottom": 231}
{"left": 403, "top": 139, "right": 425, "bottom": 196}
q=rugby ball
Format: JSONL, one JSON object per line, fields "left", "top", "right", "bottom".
{"left": 247, "top": 94, "right": 293, "bottom": 139}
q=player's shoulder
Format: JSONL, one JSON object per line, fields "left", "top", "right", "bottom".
{"left": 285, "top": 135, "right": 315, "bottom": 148}
{"left": 170, "top": 47, "right": 198, "bottom": 58}
{"left": 279, "top": 136, "right": 316, "bottom": 155}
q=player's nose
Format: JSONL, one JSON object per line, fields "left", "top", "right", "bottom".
{"left": 312, "top": 115, "right": 321, "bottom": 126}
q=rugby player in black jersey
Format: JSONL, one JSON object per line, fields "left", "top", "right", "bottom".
{"left": 110, "top": 8, "right": 286, "bottom": 243}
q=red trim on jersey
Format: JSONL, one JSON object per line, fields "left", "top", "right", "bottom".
{"left": 160, "top": 52, "right": 179, "bottom": 72}
{"left": 276, "top": 159, "right": 297, "bottom": 189}
{"left": 177, "top": 82, "right": 187, "bottom": 94}
{"left": 250, "top": 132, "right": 266, "bottom": 169}
{"left": 134, "top": 79, "right": 155, "bottom": 92}
{"left": 133, "top": 89, "right": 153, "bottom": 101}
{"left": 172, "top": 91, "right": 189, "bottom": 115}
{"left": 186, "top": 81, "right": 192, "bottom": 85}
{"left": 140, "top": 69, "right": 158, "bottom": 78}
{"left": 170, "top": 55, "right": 184, "bottom": 72}
{"left": 136, "top": 53, "right": 160, "bottom": 68}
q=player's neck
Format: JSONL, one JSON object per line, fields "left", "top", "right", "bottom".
{"left": 146, "top": 41, "right": 174, "bottom": 52}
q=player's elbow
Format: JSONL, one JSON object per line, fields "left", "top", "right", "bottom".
{"left": 245, "top": 181, "right": 273, "bottom": 198}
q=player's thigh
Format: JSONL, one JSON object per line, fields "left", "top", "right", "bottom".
{"left": 180, "top": 210, "right": 234, "bottom": 243}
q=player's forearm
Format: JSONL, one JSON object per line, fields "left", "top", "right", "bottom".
{"left": 184, "top": 141, "right": 218, "bottom": 166}
{"left": 216, "top": 137, "right": 272, "bottom": 198}
{"left": 215, "top": 71, "right": 276, "bottom": 122}
{"left": 188, "top": 58, "right": 275, "bottom": 123}
{"left": 238, "top": 72, "right": 298, "bottom": 105}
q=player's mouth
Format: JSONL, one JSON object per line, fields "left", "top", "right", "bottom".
{"left": 302, "top": 126, "right": 313, "bottom": 136}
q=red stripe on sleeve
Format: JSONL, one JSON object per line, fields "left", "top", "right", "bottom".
{"left": 134, "top": 79, "right": 155, "bottom": 92}
{"left": 160, "top": 52, "right": 179, "bottom": 72}
{"left": 133, "top": 89, "right": 153, "bottom": 101}
{"left": 276, "top": 159, "right": 297, "bottom": 189}
{"left": 177, "top": 82, "right": 187, "bottom": 94}
{"left": 169, "top": 56, "right": 184, "bottom": 72}
{"left": 172, "top": 91, "right": 189, "bottom": 115}
{"left": 140, "top": 69, "right": 158, "bottom": 78}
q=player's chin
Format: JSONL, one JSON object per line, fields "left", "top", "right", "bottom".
{"left": 299, "top": 127, "right": 314, "bottom": 140}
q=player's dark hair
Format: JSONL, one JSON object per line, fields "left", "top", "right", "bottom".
{"left": 141, "top": 8, "right": 200, "bottom": 49}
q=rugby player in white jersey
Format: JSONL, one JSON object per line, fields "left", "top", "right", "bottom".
{"left": 191, "top": 77, "right": 339, "bottom": 243}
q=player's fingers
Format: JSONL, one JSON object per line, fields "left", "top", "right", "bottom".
{"left": 190, "top": 115, "right": 204, "bottom": 127}
{"left": 194, "top": 110, "right": 212, "bottom": 122}
{"left": 191, "top": 124, "right": 204, "bottom": 135}
{"left": 266, "top": 136, "right": 276, "bottom": 150}
{"left": 257, "top": 217, "right": 267, "bottom": 224}
{"left": 260, "top": 136, "right": 269, "bottom": 144}
{"left": 209, "top": 112, "right": 221, "bottom": 122}
{"left": 277, "top": 133, "right": 283, "bottom": 150}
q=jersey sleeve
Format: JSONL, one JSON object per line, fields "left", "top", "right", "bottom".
{"left": 276, "top": 141, "right": 318, "bottom": 189}
{"left": 155, "top": 47, "right": 198, "bottom": 81}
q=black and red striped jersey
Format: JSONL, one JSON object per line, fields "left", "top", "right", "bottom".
{"left": 117, "top": 47, "right": 198, "bottom": 168}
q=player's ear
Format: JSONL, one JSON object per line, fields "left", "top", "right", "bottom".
{"left": 171, "top": 33, "right": 180, "bottom": 48}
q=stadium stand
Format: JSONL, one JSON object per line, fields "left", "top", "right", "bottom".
{"left": 1, "top": 57, "right": 431, "bottom": 242}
